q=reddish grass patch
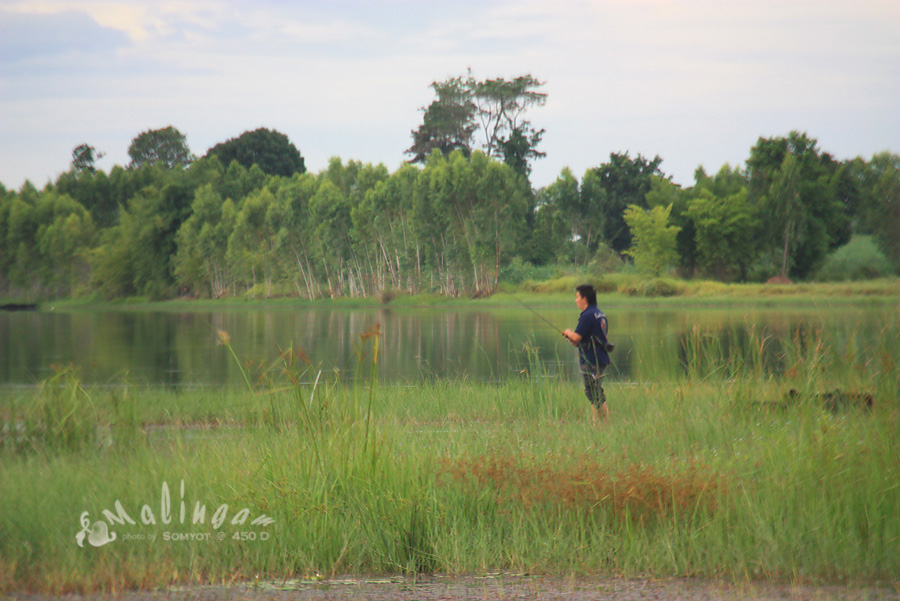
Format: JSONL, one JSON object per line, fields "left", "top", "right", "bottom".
{"left": 765, "top": 276, "right": 792, "bottom": 285}
{"left": 438, "top": 454, "right": 726, "bottom": 521}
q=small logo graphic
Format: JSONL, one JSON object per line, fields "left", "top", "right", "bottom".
{"left": 76, "top": 512, "right": 117, "bottom": 547}
{"left": 76, "top": 479, "right": 274, "bottom": 548}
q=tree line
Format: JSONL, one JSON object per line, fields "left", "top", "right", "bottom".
{"left": 0, "top": 143, "right": 535, "bottom": 300}
{"left": 1, "top": 79, "right": 898, "bottom": 301}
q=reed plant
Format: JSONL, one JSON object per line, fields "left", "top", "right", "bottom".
{"left": 1, "top": 313, "right": 898, "bottom": 593}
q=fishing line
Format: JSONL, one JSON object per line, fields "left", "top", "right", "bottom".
{"left": 501, "top": 291, "right": 565, "bottom": 336}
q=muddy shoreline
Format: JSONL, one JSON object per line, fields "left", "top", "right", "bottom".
{"left": 9, "top": 575, "right": 900, "bottom": 601}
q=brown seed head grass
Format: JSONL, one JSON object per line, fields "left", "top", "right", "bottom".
{"left": 439, "top": 453, "right": 726, "bottom": 522}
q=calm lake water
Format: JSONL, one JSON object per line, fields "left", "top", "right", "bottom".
{"left": 0, "top": 304, "right": 894, "bottom": 388}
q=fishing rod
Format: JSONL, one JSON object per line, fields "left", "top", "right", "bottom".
{"left": 502, "top": 291, "right": 565, "bottom": 336}
{"left": 503, "top": 291, "right": 615, "bottom": 352}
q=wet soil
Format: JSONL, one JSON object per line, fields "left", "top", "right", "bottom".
{"left": 10, "top": 574, "right": 899, "bottom": 601}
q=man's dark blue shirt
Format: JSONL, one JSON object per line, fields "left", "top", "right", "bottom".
{"left": 575, "top": 304, "right": 610, "bottom": 367}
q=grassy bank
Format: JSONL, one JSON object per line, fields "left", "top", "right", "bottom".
{"left": 31, "top": 276, "right": 900, "bottom": 312}
{"left": 1, "top": 315, "right": 899, "bottom": 594}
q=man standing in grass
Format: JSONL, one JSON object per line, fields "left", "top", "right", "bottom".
{"left": 563, "top": 284, "right": 612, "bottom": 424}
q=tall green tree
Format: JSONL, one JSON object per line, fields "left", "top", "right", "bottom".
{"left": 858, "top": 152, "right": 900, "bottom": 271}
{"left": 90, "top": 186, "right": 177, "bottom": 299}
{"left": 468, "top": 153, "right": 529, "bottom": 293}
{"left": 499, "top": 123, "right": 546, "bottom": 180}
{"left": 470, "top": 74, "right": 547, "bottom": 159}
{"left": 351, "top": 165, "right": 420, "bottom": 293}
{"left": 543, "top": 168, "right": 580, "bottom": 247}
{"left": 406, "top": 76, "right": 477, "bottom": 164}
{"left": 313, "top": 158, "right": 390, "bottom": 297}
{"left": 55, "top": 168, "right": 118, "bottom": 228}
{"left": 90, "top": 225, "right": 134, "bottom": 299}
{"left": 0, "top": 192, "right": 35, "bottom": 291}
{"left": 89, "top": 158, "right": 224, "bottom": 299}
{"left": 768, "top": 153, "right": 806, "bottom": 278}
{"left": 433, "top": 150, "right": 528, "bottom": 295}
{"left": 218, "top": 160, "right": 266, "bottom": 202}
{"left": 71, "top": 143, "right": 104, "bottom": 174}
{"left": 528, "top": 185, "right": 571, "bottom": 265}
{"left": 543, "top": 168, "right": 607, "bottom": 264}
{"left": 270, "top": 173, "right": 321, "bottom": 298}
{"left": 0, "top": 184, "right": 42, "bottom": 293}
{"left": 206, "top": 128, "right": 305, "bottom": 177}
{"left": 309, "top": 178, "right": 355, "bottom": 297}
{"left": 646, "top": 175, "right": 697, "bottom": 276}
{"left": 592, "top": 153, "right": 664, "bottom": 253}
{"left": 623, "top": 204, "right": 681, "bottom": 276}
{"left": 174, "top": 184, "right": 237, "bottom": 298}
{"left": 412, "top": 151, "right": 458, "bottom": 294}
{"left": 107, "top": 164, "right": 164, "bottom": 212}
{"left": 747, "top": 131, "right": 851, "bottom": 279}
{"left": 127, "top": 126, "right": 194, "bottom": 170}
{"left": 410, "top": 149, "right": 528, "bottom": 295}
{"left": 408, "top": 73, "right": 546, "bottom": 180}
{"left": 34, "top": 192, "right": 96, "bottom": 295}
{"left": 227, "top": 187, "right": 279, "bottom": 296}
{"left": 685, "top": 188, "right": 760, "bottom": 280}
{"left": 0, "top": 187, "right": 95, "bottom": 296}
{"left": 693, "top": 163, "right": 747, "bottom": 198}
{"left": 578, "top": 169, "right": 609, "bottom": 259}
{"left": 662, "top": 164, "right": 752, "bottom": 279}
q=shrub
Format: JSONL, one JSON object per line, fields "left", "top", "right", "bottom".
{"left": 501, "top": 259, "right": 580, "bottom": 286}
{"left": 691, "top": 280, "right": 731, "bottom": 296}
{"left": 816, "top": 236, "right": 894, "bottom": 282}
{"left": 594, "top": 273, "right": 684, "bottom": 297}
{"left": 501, "top": 257, "right": 547, "bottom": 285}
{"left": 641, "top": 277, "right": 684, "bottom": 297}
{"left": 595, "top": 273, "right": 637, "bottom": 290}
{"left": 587, "top": 244, "right": 625, "bottom": 276}
{"left": 521, "top": 275, "right": 579, "bottom": 293}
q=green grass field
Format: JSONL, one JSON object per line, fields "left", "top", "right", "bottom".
{"left": 1, "top": 300, "right": 899, "bottom": 594}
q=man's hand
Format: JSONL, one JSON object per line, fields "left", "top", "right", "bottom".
{"left": 563, "top": 328, "right": 581, "bottom": 346}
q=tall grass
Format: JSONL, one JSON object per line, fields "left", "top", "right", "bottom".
{"left": 1, "top": 314, "right": 899, "bottom": 593}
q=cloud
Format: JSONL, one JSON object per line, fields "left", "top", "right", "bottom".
{"left": 0, "top": 0, "right": 897, "bottom": 190}
{"left": 0, "top": 9, "right": 131, "bottom": 67}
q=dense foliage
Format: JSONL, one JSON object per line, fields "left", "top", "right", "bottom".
{"left": 206, "top": 128, "right": 306, "bottom": 178}
{"left": 127, "top": 126, "right": 194, "bottom": 170}
{"left": 1, "top": 127, "right": 897, "bottom": 301}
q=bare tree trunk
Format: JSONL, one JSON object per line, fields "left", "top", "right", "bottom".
{"left": 494, "top": 240, "right": 501, "bottom": 293}
{"left": 353, "top": 254, "right": 366, "bottom": 297}
{"left": 323, "top": 258, "right": 334, "bottom": 298}
{"left": 364, "top": 244, "right": 379, "bottom": 295}
{"left": 379, "top": 238, "right": 395, "bottom": 289}
{"left": 415, "top": 241, "right": 422, "bottom": 293}
{"left": 293, "top": 250, "right": 313, "bottom": 299}
{"left": 781, "top": 223, "right": 792, "bottom": 279}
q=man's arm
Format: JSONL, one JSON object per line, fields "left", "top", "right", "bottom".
{"left": 563, "top": 329, "right": 581, "bottom": 346}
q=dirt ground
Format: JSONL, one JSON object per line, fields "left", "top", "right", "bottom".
{"left": 9, "top": 575, "right": 900, "bottom": 601}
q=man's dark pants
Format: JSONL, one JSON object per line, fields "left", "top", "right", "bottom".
{"left": 581, "top": 362, "right": 606, "bottom": 407}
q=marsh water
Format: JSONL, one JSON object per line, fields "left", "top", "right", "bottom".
{"left": 0, "top": 303, "right": 894, "bottom": 388}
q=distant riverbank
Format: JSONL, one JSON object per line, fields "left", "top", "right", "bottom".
{"left": 24, "top": 276, "right": 900, "bottom": 312}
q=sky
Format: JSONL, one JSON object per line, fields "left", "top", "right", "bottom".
{"left": 1, "top": 0, "right": 898, "bottom": 192}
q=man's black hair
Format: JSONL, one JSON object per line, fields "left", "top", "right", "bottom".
{"left": 576, "top": 284, "right": 597, "bottom": 306}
